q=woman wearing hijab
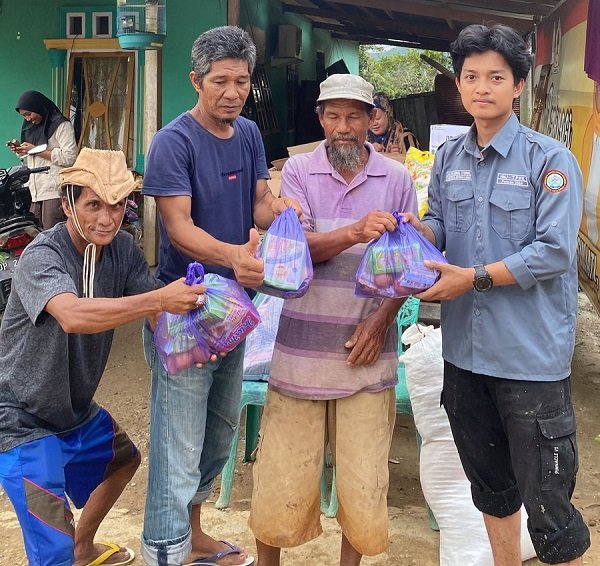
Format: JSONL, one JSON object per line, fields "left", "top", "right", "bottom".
{"left": 368, "top": 91, "right": 419, "bottom": 158}
{"left": 10, "top": 91, "right": 77, "bottom": 229}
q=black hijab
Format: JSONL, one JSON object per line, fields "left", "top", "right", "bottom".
{"left": 16, "top": 91, "right": 68, "bottom": 146}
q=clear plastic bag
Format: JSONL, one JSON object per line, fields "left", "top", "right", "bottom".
{"left": 154, "top": 262, "right": 261, "bottom": 375}
{"left": 355, "top": 211, "right": 447, "bottom": 298}
{"left": 242, "top": 293, "right": 284, "bottom": 381}
{"left": 256, "top": 207, "right": 313, "bottom": 299}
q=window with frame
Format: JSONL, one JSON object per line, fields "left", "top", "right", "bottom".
{"left": 66, "top": 13, "right": 86, "bottom": 38}
{"left": 66, "top": 52, "right": 136, "bottom": 166}
{"left": 92, "top": 12, "right": 112, "bottom": 38}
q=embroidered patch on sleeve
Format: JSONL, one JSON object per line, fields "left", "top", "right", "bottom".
{"left": 543, "top": 170, "right": 568, "bottom": 193}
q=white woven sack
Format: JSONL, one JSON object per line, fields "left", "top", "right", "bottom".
{"left": 402, "top": 323, "right": 536, "bottom": 565}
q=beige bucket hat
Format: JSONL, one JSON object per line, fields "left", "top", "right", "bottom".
{"left": 60, "top": 148, "right": 138, "bottom": 204}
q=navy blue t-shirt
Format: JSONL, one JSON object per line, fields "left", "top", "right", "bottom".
{"left": 143, "top": 112, "right": 270, "bottom": 284}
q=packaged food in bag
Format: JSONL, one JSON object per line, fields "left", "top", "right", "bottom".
{"left": 355, "top": 211, "right": 447, "bottom": 298}
{"left": 192, "top": 271, "right": 261, "bottom": 353}
{"left": 153, "top": 313, "right": 213, "bottom": 375}
{"left": 153, "top": 262, "right": 261, "bottom": 374}
{"left": 256, "top": 207, "right": 313, "bottom": 298}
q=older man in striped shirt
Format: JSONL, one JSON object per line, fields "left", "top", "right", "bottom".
{"left": 249, "top": 74, "right": 418, "bottom": 566}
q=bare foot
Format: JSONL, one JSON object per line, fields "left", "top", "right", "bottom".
{"left": 74, "top": 542, "right": 133, "bottom": 566}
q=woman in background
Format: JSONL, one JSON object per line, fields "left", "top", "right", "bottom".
{"left": 368, "top": 91, "right": 419, "bottom": 158}
{"left": 11, "top": 91, "right": 77, "bottom": 229}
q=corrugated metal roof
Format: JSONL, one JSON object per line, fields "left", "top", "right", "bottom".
{"left": 282, "top": 0, "right": 567, "bottom": 50}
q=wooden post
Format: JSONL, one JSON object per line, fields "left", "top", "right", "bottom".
{"left": 228, "top": 0, "right": 240, "bottom": 26}
{"left": 143, "top": 48, "right": 161, "bottom": 266}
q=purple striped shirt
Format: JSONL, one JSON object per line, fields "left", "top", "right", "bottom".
{"left": 269, "top": 142, "right": 418, "bottom": 400}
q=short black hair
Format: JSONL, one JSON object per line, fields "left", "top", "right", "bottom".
{"left": 450, "top": 24, "right": 533, "bottom": 84}
{"left": 61, "top": 183, "right": 83, "bottom": 202}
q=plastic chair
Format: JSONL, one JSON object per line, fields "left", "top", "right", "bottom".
{"left": 216, "top": 297, "right": 438, "bottom": 530}
{"left": 215, "top": 380, "right": 266, "bottom": 509}
{"left": 319, "top": 296, "right": 438, "bottom": 528}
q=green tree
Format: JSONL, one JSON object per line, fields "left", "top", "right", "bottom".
{"left": 359, "top": 48, "right": 452, "bottom": 98}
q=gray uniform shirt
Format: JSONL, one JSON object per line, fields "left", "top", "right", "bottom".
{"left": 0, "top": 223, "right": 159, "bottom": 451}
{"left": 423, "top": 114, "right": 583, "bottom": 381}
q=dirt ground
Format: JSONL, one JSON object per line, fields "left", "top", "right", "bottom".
{"left": 1, "top": 293, "right": 599, "bottom": 565}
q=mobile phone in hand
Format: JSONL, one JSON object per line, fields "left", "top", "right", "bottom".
{"left": 5, "top": 139, "right": 20, "bottom": 150}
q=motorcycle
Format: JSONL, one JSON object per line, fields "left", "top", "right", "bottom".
{"left": 0, "top": 145, "right": 48, "bottom": 310}
{"left": 121, "top": 196, "right": 143, "bottom": 244}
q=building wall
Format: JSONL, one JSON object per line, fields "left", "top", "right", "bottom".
{"left": 0, "top": 0, "right": 89, "bottom": 166}
{"left": 160, "top": 0, "right": 225, "bottom": 125}
{"left": 0, "top": 0, "right": 358, "bottom": 167}
{"left": 531, "top": 0, "right": 599, "bottom": 311}
{"left": 238, "top": 0, "right": 358, "bottom": 161}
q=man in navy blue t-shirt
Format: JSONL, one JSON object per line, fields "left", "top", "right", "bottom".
{"left": 141, "top": 26, "right": 300, "bottom": 566}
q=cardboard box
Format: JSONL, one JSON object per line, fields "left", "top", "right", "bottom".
{"left": 287, "top": 140, "right": 322, "bottom": 156}
{"left": 267, "top": 168, "right": 281, "bottom": 197}
{"left": 381, "top": 152, "right": 406, "bottom": 164}
{"left": 429, "top": 124, "right": 470, "bottom": 154}
{"left": 270, "top": 157, "right": 288, "bottom": 170}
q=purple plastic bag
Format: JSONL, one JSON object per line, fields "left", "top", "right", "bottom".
{"left": 153, "top": 262, "right": 261, "bottom": 375}
{"left": 256, "top": 207, "right": 313, "bottom": 299}
{"left": 355, "top": 211, "right": 447, "bottom": 298}
{"left": 192, "top": 271, "right": 261, "bottom": 353}
{"left": 153, "top": 263, "right": 212, "bottom": 375}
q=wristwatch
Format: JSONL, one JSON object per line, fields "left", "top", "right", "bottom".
{"left": 473, "top": 264, "right": 493, "bottom": 292}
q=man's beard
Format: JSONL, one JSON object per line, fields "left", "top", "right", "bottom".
{"left": 328, "top": 137, "right": 362, "bottom": 171}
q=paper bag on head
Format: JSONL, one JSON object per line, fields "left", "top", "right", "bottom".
{"left": 60, "top": 148, "right": 138, "bottom": 204}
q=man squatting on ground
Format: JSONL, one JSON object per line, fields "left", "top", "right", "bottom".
{"left": 403, "top": 24, "right": 591, "bottom": 566}
{"left": 0, "top": 147, "right": 206, "bottom": 566}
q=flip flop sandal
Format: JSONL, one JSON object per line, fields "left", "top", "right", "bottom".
{"left": 183, "top": 539, "right": 254, "bottom": 566}
{"left": 84, "top": 542, "right": 135, "bottom": 566}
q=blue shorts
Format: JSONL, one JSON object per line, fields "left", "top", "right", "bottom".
{"left": 0, "top": 407, "right": 138, "bottom": 566}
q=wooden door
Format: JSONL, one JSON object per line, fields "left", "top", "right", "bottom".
{"left": 66, "top": 52, "right": 135, "bottom": 165}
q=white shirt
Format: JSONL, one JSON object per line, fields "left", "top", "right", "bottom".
{"left": 25, "top": 121, "right": 77, "bottom": 202}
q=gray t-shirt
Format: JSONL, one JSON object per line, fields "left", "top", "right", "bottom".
{"left": 0, "top": 223, "right": 160, "bottom": 451}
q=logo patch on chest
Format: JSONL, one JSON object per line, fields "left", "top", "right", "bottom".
{"left": 496, "top": 173, "right": 529, "bottom": 187}
{"left": 445, "top": 170, "right": 471, "bottom": 182}
{"left": 221, "top": 168, "right": 243, "bottom": 181}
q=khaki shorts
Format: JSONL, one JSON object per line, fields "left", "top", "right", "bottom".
{"left": 249, "top": 388, "right": 395, "bottom": 556}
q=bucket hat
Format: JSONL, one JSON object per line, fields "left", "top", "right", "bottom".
{"left": 60, "top": 148, "right": 138, "bottom": 204}
{"left": 317, "top": 74, "right": 375, "bottom": 107}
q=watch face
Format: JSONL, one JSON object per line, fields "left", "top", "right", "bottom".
{"left": 474, "top": 276, "right": 493, "bottom": 292}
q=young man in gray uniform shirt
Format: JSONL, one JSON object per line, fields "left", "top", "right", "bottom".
{"left": 404, "top": 24, "right": 590, "bottom": 565}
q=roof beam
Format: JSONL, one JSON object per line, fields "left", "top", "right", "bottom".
{"left": 312, "top": 20, "right": 452, "bottom": 50}
{"left": 282, "top": 2, "right": 457, "bottom": 41}
{"left": 443, "top": 1, "right": 555, "bottom": 17}
{"left": 324, "top": 0, "right": 535, "bottom": 31}
{"left": 331, "top": 31, "right": 451, "bottom": 52}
